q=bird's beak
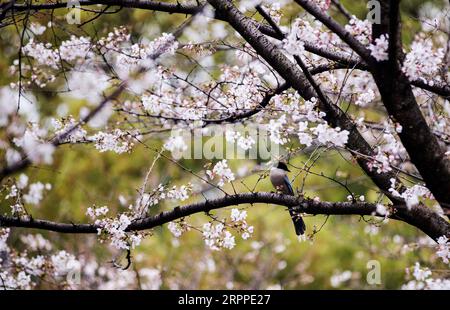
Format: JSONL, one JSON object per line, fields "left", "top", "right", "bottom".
{"left": 287, "top": 168, "right": 291, "bottom": 172}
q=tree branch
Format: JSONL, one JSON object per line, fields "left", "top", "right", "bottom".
{"left": 0, "top": 18, "right": 189, "bottom": 182}
{"left": 8, "top": 0, "right": 203, "bottom": 15}
{"left": 371, "top": 0, "right": 450, "bottom": 209}
{"left": 4, "top": 1, "right": 449, "bottom": 97}
{"left": 330, "top": 0, "right": 352, "bottom": 20}
{"left": 293, "top": 0, "right": 374, "bottom": 64}
{"left": 1, "top": 192, "right": 448, "bottom": 241}
{"left": 207, "top": 0, "right": 404, "bottom": 203}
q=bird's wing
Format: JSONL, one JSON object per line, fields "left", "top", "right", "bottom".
{"left": 283, "top": 175, "right": 295, "bottom": 196}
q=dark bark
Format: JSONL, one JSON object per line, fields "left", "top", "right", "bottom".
{"left": 8, "top": 0, "right": 203, "bottom": 15}
{"left": 293, "top": 0, "right": 373, "bottom": 64}
{"left": 371, "top": 0, "right": 450, "bottom": 209}
{"left": 5, "top": 1, "right": 449, "bottom": 96}
{"left": 290, "top": 0, "right": 450, "bottom": 209}
{"left": 207, "top": 0, "right": 403, "bottom": 202}
{"left": 1, "top": 192, "right": 448, "bottom": 240}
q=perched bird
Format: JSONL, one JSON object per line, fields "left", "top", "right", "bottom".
{"left": 270, "top": 162, "right": 306, "bottom": 235}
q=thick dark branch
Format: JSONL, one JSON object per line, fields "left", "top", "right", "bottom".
{"left": 257, "top": 5, "right": 328, "bottom": 119}
{"left": 293, "top": 0, "right": 373, "bottom": 64}
{"left": 410, "top": 79, "right": 450, "bottom": 98}
{"left": 290, "top": 0, "right": 450, "bottom": 97}
{"left": 204, "top": 83, "right": 289, "bottom": 124}
{"left": 371, "top": 1, "right": 450, "bottom": 209}
{"left": 207, "top": 0, "right": 404, "bottom": 203}
{"left": 9, "top": 0, "right": 202, "bottom": 15}
{"left": 286, "top": 44, "right": 449, "bottom": 97}
{"left": 1, "top": 192, "right": 448, "bottom": 241}
{"left": 5, "top": 1, "right": 449, "bottom": 97}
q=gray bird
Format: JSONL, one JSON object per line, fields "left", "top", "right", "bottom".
{"left": 270, "top": 162, "right": 306, "bottom": 235}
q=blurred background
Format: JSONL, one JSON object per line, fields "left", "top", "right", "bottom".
{"left": 0, "top": 0, "right": 448, "bottom": 289}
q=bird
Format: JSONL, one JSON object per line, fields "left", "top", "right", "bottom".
{"left": 270, "top": 161, "right": 306, "bottom": 236}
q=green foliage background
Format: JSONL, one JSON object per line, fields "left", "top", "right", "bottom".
{"left": 0, "top": 0, "right": 447, "bottom": 289}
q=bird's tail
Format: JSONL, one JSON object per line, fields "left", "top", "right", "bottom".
{"left": 289, "top": 208, "right": 306, "bottom": 236}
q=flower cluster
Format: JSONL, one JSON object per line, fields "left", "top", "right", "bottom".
{"left": 22, "top": 35, "right": 91, "bottom": 69}
{"left": 164, "top": 133, "right": 188, "bottom": 157}
{"left": 13, "top": 125, "right": 55, "bottom": 165}
{"left": 355, "top": 89, "right": 375, "bottom": 107}
{"left": 29, "top": 22, "right": 47, "bottom": 35}
{"left": 311, "top": 124, "right": 349, "bottom": 147}
{"left": 131, "top": 183, "right": 192, "bottom": 219}
{"left": 91, "top": 129, "right": 134, "bottom": 154}
{"left": 67, "top": 70, "right": 110, "bottom": 103}
{"left": 86, "top": 207, "right": 144, "bottom": 250}
{"left": 115, "top": 32, "right": 178, "bottom": 72}
{"left": 268, "top": 114, "right": 288, "bottom": 145}
{"left": 225, "top": 130, "right": 256, "bottom": 151}
{"left": 283, "top": 18, "right": 338, "bottom": 56}
{"left": 367, "top": 128, "right": 407, "bottom": 174}
{"left": 402, "top": 38, "right": 444, "bottom": 82}
{"left": 202, "top": 222, "right": 236, "bottom": 251}
{"left": 97, "top": 26, "right": 130, "bottom": 50}
{"left": 268, "top": 94, "right": 349, "bottom": 148}
{"left": 230, "top": 208, "right": 254, "bottom": 240}
{"left": 23, "top": 182, "right": 52, "bottom": 205}
{"left": 375, "top": 204, "right": 389, "bottom": 217}
{"left": 436, "top": 236, "right": 449, "bottom": 264}
{"left": 313, "top": 0, "right": 331, "bottom": 11}
{"left": 22, "top": 39, "right": 60, "bottom": 69}
{"left": 368, "top": 34, "right": 389, "bottom": 61}
{"left": 167, "top": 220, "right": 191, "bottom": 238}
{"left": 3, "top": 175, "right": 51, "bottom": 217}
{"left": 218, "top": 66, "right": 265, "bottom": 114}
{"left": 59, "top": 36, "right": 92, "bottom": 62}
{"left": 86, "top": 206, "right": 110, "bottom": 219}
{"left": 52, "top": 117, "right": 87, "bottom": 143}
{"left": 20, "top": 234, "right": 52, "bottom": 252}
{"left": 50, "top": 250, "right": 81, "bottom": 278}
{"left": 344, "top": 16, "right": 372, "bottom": 45}
{"left": 166, "top": 184, "right": 191, "bottom": 201}
{"left": 17, "top": 26, "right": 178, "bottom": 91}
{"left": 402, "top": 262, "right": 450, "bottom": 290}
{"left": 389, "top": 178, "right": 432, "bottom": 209}
{"left": 262, "top": 2, "right": 282, "bottom": 24}
{"left": 0, "top": 229, "right": 84, "bottom": 290}
{"left": 206, "top": 160, "right": 235, "bottom": 187}
{"left": 200, "top": 208, "right": 255, "bottom": 251}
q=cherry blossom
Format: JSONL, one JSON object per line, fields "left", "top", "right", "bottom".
{"left": 368, "top": 34, "right": 389, "bottom": 62}
{"left": 91, "top": 130, "right": 134, "bottom": 154}
{"left": 0, "top": 0, "right": 449, "bottom": 291}
{"left": 402, "top": 38, "right": 444, "bottom": 82}
{"left": 13, "top": 126, "right": 55, "bottom": 164}
{"left": 436, "top": 236, "right": 449, "bottom": 264}
{"left": 206, "top": 160, "right": 235, "bottom": 187}
{"left": 202, "top": 222, "right": 236, "bottom": 251}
